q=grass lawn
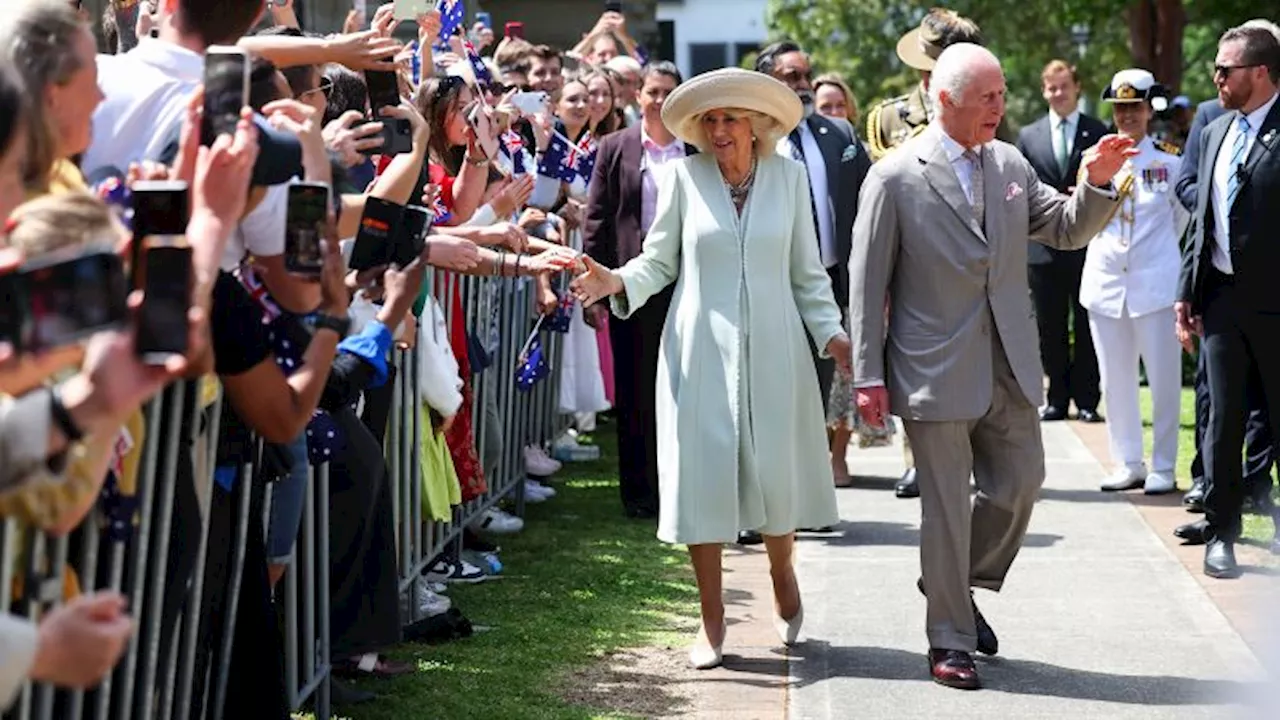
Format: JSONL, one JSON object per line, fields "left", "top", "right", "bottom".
{"left": 342, "top": 426, "right": 699, "bottom": 720}
{"left": 1137, "top": 387, "right": 1276, "bottom": 545}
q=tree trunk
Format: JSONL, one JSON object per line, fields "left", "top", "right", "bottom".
{"left": 1155, "top": 0, "right": 1186, "bottom": 92}
{"left": 1127, "top": 0, "right": 1187, "bottom": 93}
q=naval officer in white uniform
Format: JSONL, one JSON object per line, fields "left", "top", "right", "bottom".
{"left": 1081, "top": 68, "right": 1187, "bottom": 495}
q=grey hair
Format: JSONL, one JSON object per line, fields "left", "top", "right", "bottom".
{"left": 0, "top": 0, "right": 90, "bottom": 192}
{"left": 1243, "top": 18, "right": 1280, "bottom": 43}
{"left": 929, "top": 42, "right": 1002, "bottom": 110}
{"left": 688, "top": 108, "right": 785, "bottom": 156}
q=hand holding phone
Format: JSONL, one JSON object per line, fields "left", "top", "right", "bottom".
{"left": 201, "top": 46, "right": 249, "bottom": 147}
{"left": 466, "top": 104, "right": 500, "bottom": 162}
{"left": 285, "top": 183, "right": 332, "bottom": 275}
{"left": 0, "top": 249, "right": 130, "bottom": 354}
{"left": 135, "top": 246, "right": 192, "bottom": 364}
{"left": 509, "top": 91, "right": 550, "bottom": 117}
{"left": 391, "top": 205, "right": 432, "bottom": 268}
{"left": 349, "top": 197, "right": 405, "bottom": 271}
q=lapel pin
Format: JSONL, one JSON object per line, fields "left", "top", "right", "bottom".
{"left": 1082, "top": 130, "right": 1090, "bottom": 138}
{"left": 819, "top": 126, "right": 828, "bottom": 135}
{"left": 1265, "top": 129, "right": 1276, "bottom": 145}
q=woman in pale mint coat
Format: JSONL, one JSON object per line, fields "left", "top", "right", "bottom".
{"left": 571, "top": 68, "right": 851, "bottom": 670}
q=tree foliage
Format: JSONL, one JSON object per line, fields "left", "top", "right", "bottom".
{"left": 764, "top": 0, "right": 1263, "bottom": 132}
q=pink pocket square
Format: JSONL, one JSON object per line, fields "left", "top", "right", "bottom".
{"left": 1005, "top": 182, "right": 1024, "bottom": 201}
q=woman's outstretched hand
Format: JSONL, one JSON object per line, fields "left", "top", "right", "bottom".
{"left": 570, "top": 255, "right": 624, "bottom": 306}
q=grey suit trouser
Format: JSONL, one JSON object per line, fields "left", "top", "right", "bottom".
{"left": 901, "top": 331, "right": 1045, "bottom": 652}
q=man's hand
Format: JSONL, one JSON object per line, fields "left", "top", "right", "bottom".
{"left": 29, "top": 592, "right": 133, "bottom": 689}
{"left": 1174, "top": 300, "right": 1202, "bottom": 354}
{"left": 262, "top": 99, "right": 329, "bottom": 183}
{"left": 1083, "top": 134, "right": 1141, "bottom": 187}
{"left": 855, "top": 385, "right": 891, "bottom": 429}
{"left": 324, "top": 110, "right": 384, "bottom": 166}
{"left": 322, "top": 30, "right": 402, "bottom": 72}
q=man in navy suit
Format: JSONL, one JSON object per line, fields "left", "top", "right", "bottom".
{"left": 1016, "top": 59, "right": 1107, "bottom": 424}
{"left": 1175, "top": 24, "right": 1280, "bottom": 576}
{"left": 1174, "top": 20, "right": 1280, "bottom": 554}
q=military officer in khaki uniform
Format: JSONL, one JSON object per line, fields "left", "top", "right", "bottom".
{"left": 866, "top": 9, "right": 985, "bottom": 164}
{"left": 863, "top": 8, "right": 984, "bottom": 498}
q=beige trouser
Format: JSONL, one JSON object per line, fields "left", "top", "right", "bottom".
{"left": 901, "top": 338, "right": 1045, "bottom": 652}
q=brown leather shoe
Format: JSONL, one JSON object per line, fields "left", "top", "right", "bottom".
{"left": 928, "top": 649, "right": 981, "bottom": 690}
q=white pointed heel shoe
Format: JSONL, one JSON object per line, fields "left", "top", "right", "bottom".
{"left": 773, "top": 603, "right": 804, "bottom": 646}
{"left": 688, "top": 621, "right": 726, "bottom": 670}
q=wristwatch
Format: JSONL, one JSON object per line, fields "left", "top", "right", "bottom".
{"left": 310, "top": 313, "right": 351, "bottom": 338}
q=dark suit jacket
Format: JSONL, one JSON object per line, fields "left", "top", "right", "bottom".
{"left": 583, "top": 124, "right": 697, "bottom": 269}
{"left": 794, "top": 113, "right": 870, "bottom": 308}
{"left": 1174, "top": 99, "right": 1227, "bottom": 212}
{"left": 1178, "top": 98, "right": 1280, "bottom": 315}
{"left": 1016, "top": 112, "right": 1108, "bottom": 264}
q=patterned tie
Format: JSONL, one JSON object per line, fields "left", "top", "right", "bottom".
{"left": 1226, "top": 115, "right": 1251, "bottom": 208}
{"left": 788, "top": 129, "right": 805, "bottom": 163}
{"left": 964, "top": 148, "right": 985, "bottom": 228}
{"left": 1056, "top": 120, "right": 1071, "bottom": 175}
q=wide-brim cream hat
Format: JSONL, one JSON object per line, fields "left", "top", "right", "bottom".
{"left": 660, "top": 68, "right": 803, "bottom": 152}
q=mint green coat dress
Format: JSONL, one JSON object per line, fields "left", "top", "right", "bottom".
{"left": 611, "top": 153, "right": 843, "bottom": 545}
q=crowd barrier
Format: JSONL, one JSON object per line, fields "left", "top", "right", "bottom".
{"left": 0, "top": 271, "right": 570, "bottom": 720}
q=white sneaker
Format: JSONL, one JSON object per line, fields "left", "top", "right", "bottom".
{"left": 402, "top": 575, "right": 451, "bottom": 619}
{"left": 1100, "top": 467, "right": 1146, "bottom": 492}
{"left": 524, "top": 445, "right": 561, "bottom": 476}
{"left": 523, "top": 483, "right": 549, "bottom": 503}
{"left": 1144, "top": 471, "right": 1176, "bottom": 495}
{"left": 527, "top": 479, "right": 556, "bottom": 499}
{"left": 471, "top": 508, "right": 524, "bottom": 534}
{"left": 446, "top": 559, "right": 488, "bottom": 583}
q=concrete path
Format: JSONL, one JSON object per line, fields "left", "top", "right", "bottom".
{"left": 693, "top": 422, "right": 1279, "bottom": 719}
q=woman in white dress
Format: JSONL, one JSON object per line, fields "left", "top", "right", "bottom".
{"left": 570, "top": 69, "right": 850, "bottom": 669}
{"left": 554, "top": 77, "right": 611, "bottom": 429}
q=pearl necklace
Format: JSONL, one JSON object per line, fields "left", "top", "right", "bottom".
{"left": 724, "top": 156, "right": 758, "bottom": 207}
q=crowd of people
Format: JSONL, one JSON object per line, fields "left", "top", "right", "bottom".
{"left": 0, "top": 0, "right": 1276, "bottom": 711}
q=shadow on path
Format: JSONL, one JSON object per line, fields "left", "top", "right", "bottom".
{"left": 788, "top": 642, "right": 1265, "bottom": 706}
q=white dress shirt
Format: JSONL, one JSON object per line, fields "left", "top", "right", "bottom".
{"left": 1050, "top": 110, "right": 1080, "bottom": 166}
{"left": 1210, "top": 91, "right": 1279, "bottom": 274}
{"left": 777, "top": 121, "right": 837, "bottom": 268}
{"left": 938, "top": 130, "right": 985, "bottom": 208}
{"left": 82, "top": 37, "right": 203, "bottom": 177}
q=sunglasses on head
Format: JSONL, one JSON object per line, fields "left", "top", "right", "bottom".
{"left": 434, "top": 75, "right": 467, "bottom": 101}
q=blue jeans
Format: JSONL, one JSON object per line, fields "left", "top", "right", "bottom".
{"left": 265, "top": 433, "right": 309, "bottom": 564}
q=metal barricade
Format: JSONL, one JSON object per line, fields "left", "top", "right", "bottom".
{"left": 0, "top": 267, "right": 572, "bottom": 720}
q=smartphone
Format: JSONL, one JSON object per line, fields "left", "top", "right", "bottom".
{"left": 392, "top": 0, "right": 431, "bottom": 20}
{"left": 509, "top": 91, "right": 550, "bottom": 117}
{"left": 364, "top": 69, "right": 400, "bottom": 117}
{"left": 349, "top": 197, "right": 405, "bottom": 271}
{"left": 201, "top": 46, "right": 249, "bottom": 147}
{"left": 504, "top": 21, "right": 524, "bottom": 40}
{"left": 0, "top": 248, "right": 130, "bottom": 352}
{"left": 604, "top": 0, "right": 624, "bottom": 12}
{"left": 130, "top": 180, "right": 189, "bottom": 288}
{"left": 379, "top": 119, "right": 414, "bottom": 157}
{"left": 135, "top": 246, "right": 192, "bottom": 363}
{"left": 476, "top": 11, "right": 492, "bottom": 28}
{"left": 284, "top": 183, "right": 331, "bottom": 275}
{"left": 391, "top": 205, "right": 431, "bottom": 268}
{"left": 467, "top": 104, "right": 499, "bottom": 162}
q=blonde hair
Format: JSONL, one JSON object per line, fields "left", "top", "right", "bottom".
{"left": 688, "top": 108, "right": 783, "bottom": 156}
{"left": 7, "top": 191, "right": 124, "bottom": 256}
{"left": 814, "top": 72, "right": 859, "bottom": 126}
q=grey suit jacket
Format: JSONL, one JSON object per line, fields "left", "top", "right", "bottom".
{"left": 849, "top": 125, "right": 1118, "bottom": 421}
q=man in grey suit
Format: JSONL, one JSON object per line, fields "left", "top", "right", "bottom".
{"left": 849, "top": 43, "right": 1134, "bottom": 690}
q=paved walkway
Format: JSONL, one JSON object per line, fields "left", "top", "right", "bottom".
{"left": 688, "top": 422, "right": 1279, "bottom": 719}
